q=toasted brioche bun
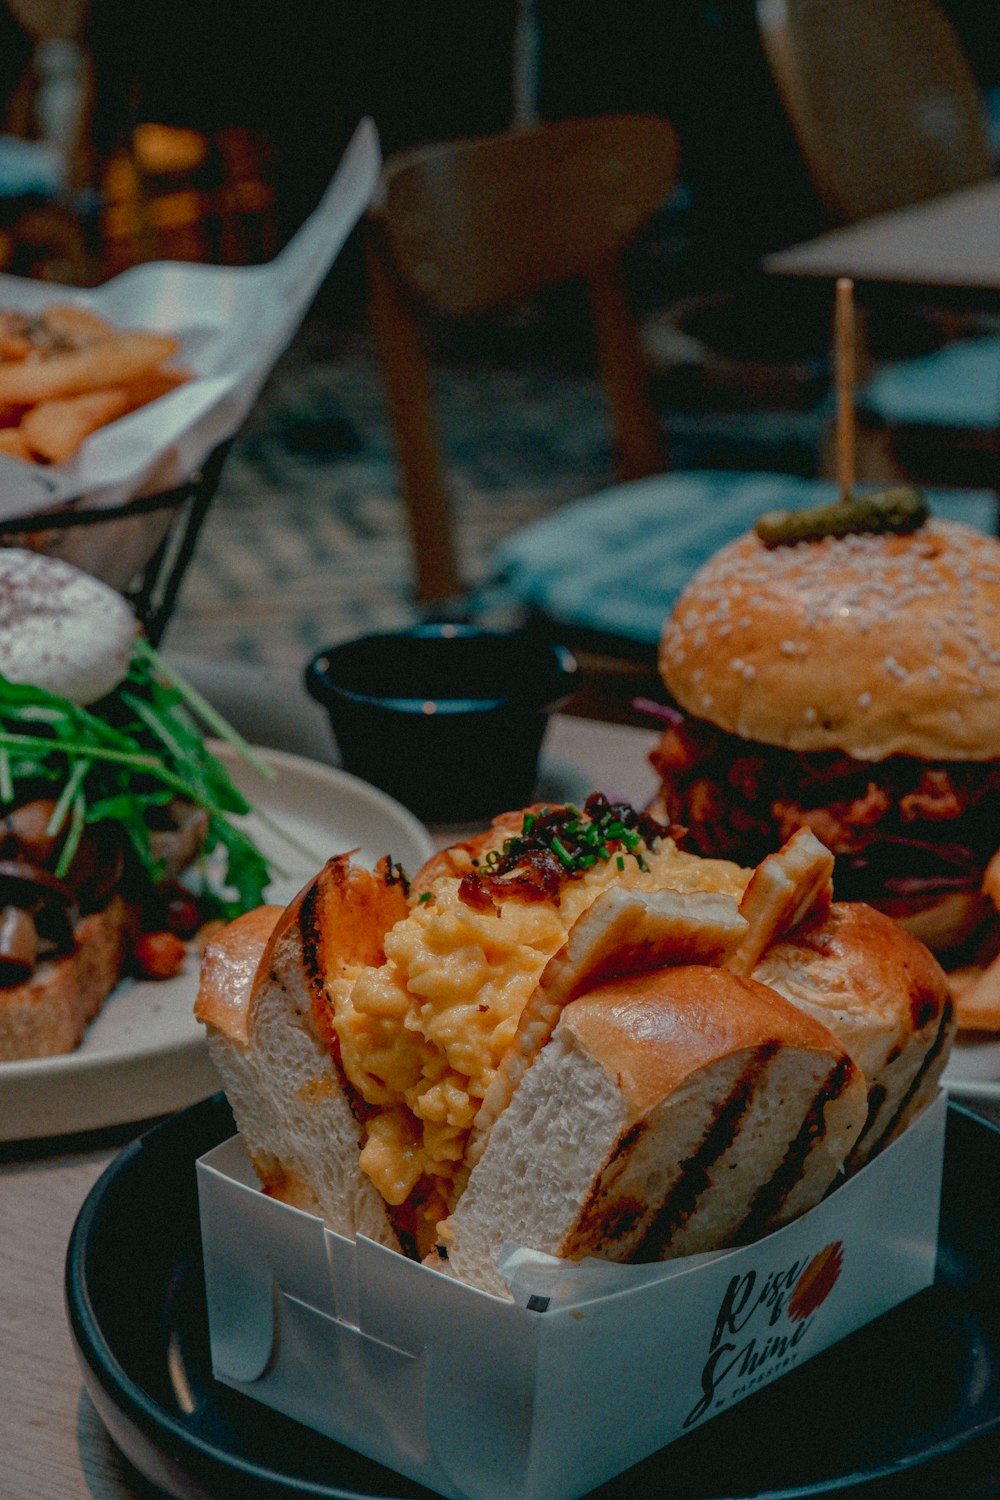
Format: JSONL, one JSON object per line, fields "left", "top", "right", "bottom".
{"left": 659, "top": 520, "right": 1000, "bottom": 761}
{"left": 195, "top": 857, "right": 410, "bottom": 1250}
{"left": 432, "top": 965, "right": 868, "bottom": 1296}
{"left": 0, "top": 894, "right": 134, "bottom": 1059}
{"left": 753, "top": 902, "right": 953, "bottom": 1169}
{"left": 0, "top": 548, "right": 136, "bottom": 705}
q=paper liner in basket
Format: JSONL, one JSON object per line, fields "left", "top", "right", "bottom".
{"left": 0, "top": 117, "right": 382, "bottom": 527}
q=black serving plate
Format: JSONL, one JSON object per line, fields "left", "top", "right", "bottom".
{"left": 66, "top": 1094, "right": 1000, "bottom": 1500}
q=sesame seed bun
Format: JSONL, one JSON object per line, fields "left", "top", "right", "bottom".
{"left": 658, "top": 520, "right": 1000, "bottom": 762}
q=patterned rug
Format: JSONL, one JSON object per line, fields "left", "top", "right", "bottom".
{"left": 163, "top": 310, "right": 619, "bottom": 672}
{"left": 163, "top": 287, "right": 832, "bottom": 676}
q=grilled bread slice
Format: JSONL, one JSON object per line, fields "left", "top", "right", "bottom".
{"left": 195, "top": 855, "right": 410, "bottom": 1250}
{"left": 753, "top": 902, "right": 953, "bottom": 1169}
{"left": 0, "top": 894, "right": 134, "bottom": 1059}
{"left": 432, "top": 964, "right": 868, "bottom": 1297}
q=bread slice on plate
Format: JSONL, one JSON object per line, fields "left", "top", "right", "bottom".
{"left": 0, "top": 894, "right": 135, "bottom": 1060}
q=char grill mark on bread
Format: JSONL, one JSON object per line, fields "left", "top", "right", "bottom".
{"left": 609, "top": 1039, "right": 779, "bottom": 1263}
{"left": 856, "top": 1000, "right": 952, "bottom": 1165}
{"left": 436, "top": 966, "right": 868, "bottom": 1295}
{"left": 753, "top": 902, "right": 953, "bottom": 1169}
{"left": 733, "top": 1054, "right": 856, "bottom": 1247}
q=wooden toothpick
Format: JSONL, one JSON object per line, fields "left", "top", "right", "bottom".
{"left": 835, "top": 277, "right": 855, "bottom": 505}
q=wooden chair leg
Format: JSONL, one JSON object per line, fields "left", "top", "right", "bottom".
{"left": 365, "top": 231, "right": 463, "bottom": 605}
{"left": 588, "top": 260, "right": 665, "bottom": 482}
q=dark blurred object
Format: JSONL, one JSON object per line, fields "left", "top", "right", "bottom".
{"left": 97, "top": 120, "right": 279, "bottom": 274}
{"left": 0, "top": 0, "right": 92, "bottom": 282}
{"left": 366, "top": 114, "right": 678, "bottom": 604}
{"left": 0, "top": 441, "right": 230, "bottom": 645}
{"left": 83, "top": 0, "right": 519, "bottom": 267}
{"left": 757, "top": 0, "right": 994, "bottom": 225}
{"left": 342, "top": 0, "right": 520, "bottom": 158}
{"left": 534, "top": 0, "right": 828, "bottom": 284}
{"left": 757, "top": 0, "right": 1000, "bottom": 499}
{"left": 0, "top": 2, "right": 32, "bottom": 106}
{"left": 84, "top": 0, "right": 346, "bottom": 250}
{"left": 306, "top": 623, "right": 578, "bottom": 822}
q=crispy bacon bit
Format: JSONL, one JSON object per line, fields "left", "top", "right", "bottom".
{"left": 458, "top": 795, "right": 674, "bottom": 910}
{"left": 650, "top": 710, "right": 1000, "bottom": 911}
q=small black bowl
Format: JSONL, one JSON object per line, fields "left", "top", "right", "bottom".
{"left": 305, "top": 624, "right": 577, "bottom": 822}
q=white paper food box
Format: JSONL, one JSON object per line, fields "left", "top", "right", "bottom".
{"left": 197, "top": 1091, "right": 947, "bottom": 1500}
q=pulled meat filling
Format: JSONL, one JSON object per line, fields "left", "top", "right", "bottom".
{"left": 649, "top": 712, "right": 1000, "bottom": 909}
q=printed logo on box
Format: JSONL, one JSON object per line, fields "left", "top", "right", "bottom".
{"left": 685, "top": 1240, "right": 844, "bottom": 1426}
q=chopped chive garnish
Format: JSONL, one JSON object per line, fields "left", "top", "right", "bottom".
{"left": 550, "top": 837, "right": 575, "bottom": 869}
{"left": 0, "top": 640, "right": 285, "bottom": 919}
{"left": 458, "top": 793, "right": 673, "bottom": 907}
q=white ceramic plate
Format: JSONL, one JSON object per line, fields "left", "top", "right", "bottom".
{"left": 0, "top": 744, "right": 435, "bottom": 1142}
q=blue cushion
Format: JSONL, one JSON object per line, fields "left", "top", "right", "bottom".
{"left": 861, "top": 337, "right": 1000, "bottom": 429}
{"left": 492, "top": 471, "right": 997, "bottom": 647}
{"left": 0, "top": 136, "right": 61, "bottom": 200}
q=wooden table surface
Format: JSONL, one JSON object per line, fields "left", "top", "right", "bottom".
{"left": 763, "top": 178, "right": 1000, "bottom": 299}
{"left": 0, "top": 657, "right": 664, "bottom": 1500}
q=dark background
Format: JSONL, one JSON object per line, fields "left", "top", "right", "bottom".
{"left": 72, "top": 0, "right": 999, "bottom": 276}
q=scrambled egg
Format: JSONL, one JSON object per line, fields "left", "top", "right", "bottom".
{"left": 330, "top": 827, "right": 749, "bottom": 1241}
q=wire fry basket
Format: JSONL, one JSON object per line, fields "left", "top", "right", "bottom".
{"left": 0, "top": 442, "right": 230, "bottom": 645}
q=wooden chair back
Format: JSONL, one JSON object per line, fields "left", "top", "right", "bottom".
{"left": 756, "top": 0, "right": 995, "bottom": 226}
{"left": 365, "top": 114, "right": 680, "bottom": 603}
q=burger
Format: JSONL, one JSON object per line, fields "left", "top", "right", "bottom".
{"left": 648, "top": 505, "right": 1000, "bottom": 962}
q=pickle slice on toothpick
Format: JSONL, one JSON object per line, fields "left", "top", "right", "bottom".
{"left": 755, "top": 279, "right": 928, "bottom": 549}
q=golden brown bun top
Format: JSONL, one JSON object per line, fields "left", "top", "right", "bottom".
{"left": 563, "top": 963, "right": 854, "bottom": 1118}
{"left": 659, "top": 520, "right": 1000, "bottom": 760}
{"left": 194, "top": 904, "right": 284, "bottom": 1043}
{"left": 757, "top": 901, "right": 952, "bottom": 1042}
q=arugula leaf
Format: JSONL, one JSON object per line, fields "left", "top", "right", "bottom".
{"left": 0, "top": 643, "right": 280, "bottom": 917}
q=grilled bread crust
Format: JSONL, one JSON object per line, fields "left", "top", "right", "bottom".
{"left": 0, "top": 894, "right": 134, "bottom": 1060}
{"left": 753, "top": 902, "right": 953, "bottom": 1168}
{"left": 433, "top": 965, "right": 868, "bottom": 1297}
{"left": 196, "top": 859, "right": 408, "bottom": 1249}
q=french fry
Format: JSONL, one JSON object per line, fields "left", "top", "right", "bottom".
{"left": 0, "top": 305, "right": 186, "bottom": 466}
{"left": 20, "top": 388, "right": 135, "bottom": 464}
{"left": 38, "top": 303, "right": 116, "bottom": 347}
{"left": 953, "top": 954, "right": 1000, "bottom": 1032}
{"left": 0, "top": 331, "right": 179, "bottom": 404}
{"left": 116, "top": 365, "right": 190, "bottom": 415}
{"left": 0, "top": 426, "right": 33, "bottom": 461}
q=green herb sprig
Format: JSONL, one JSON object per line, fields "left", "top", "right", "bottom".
{"left": 0, "top": 639, "right": 282, "bottom": 918}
